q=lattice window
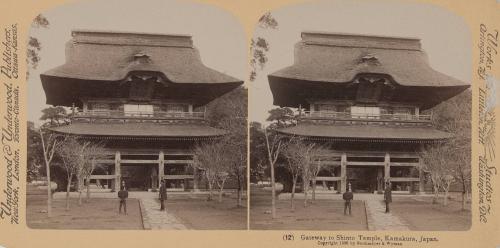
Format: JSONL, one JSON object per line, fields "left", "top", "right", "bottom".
{"left": 350, "top": 105, "right": 381, "bottom": 119}
{"left": 161, "top": 103, "right": 188, "bottom": 113}
{"left": 124, "top": 104, "right": 154, "bottom": 116}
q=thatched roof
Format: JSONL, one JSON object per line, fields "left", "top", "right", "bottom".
{"left": 278, "top": 124, "right": 452, "bottom": 142}
{"left": 269, "top": 32, "right": 469, "bottom": 109}
{"left": 41, "top": 30, "right": 242, "bottom": 106}
{"left": 50, "top": 122, "right": 226, "bottom": 139}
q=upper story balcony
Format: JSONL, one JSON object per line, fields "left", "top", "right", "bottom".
{"left": 71, "top": 110, "right": 206, "bottom": 124}
{"left": 298, "top": 111, "right": 432, "bottom": 126}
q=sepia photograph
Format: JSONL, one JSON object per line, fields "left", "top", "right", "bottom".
{"left": 26, "top": 0, "right": 247, "bottom": 230}
{"left": 249, "top": 0, "right": 472, "bottom": 231}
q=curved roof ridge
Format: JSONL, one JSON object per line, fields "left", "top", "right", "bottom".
{"left": 301, "top": 31, "right": 422, "bottom": 51}
{"left": 71, "top": 29, "right": 194, "bottom": 48}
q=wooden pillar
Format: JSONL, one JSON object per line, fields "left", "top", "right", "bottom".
{"left": 158, "top": 151, "right": 164, "bottom": 189}
{"left": 377, "top": 167, "right": 384, "bottom": 192}
{"left": 114, "top": 151, "right": 121, "bottom": 191}
{"left": 340, "top": 153, "right": 347, "bottom": 193}
{"left": 418, "top": 158, "right": 425, "bottom": 194}
{"left": 193, "top": 166, "right": 199, "bottom": 192}
{"left": 384, "top": 153, "right": 390, "bottom": 184}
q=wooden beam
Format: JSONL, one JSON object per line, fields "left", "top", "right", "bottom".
{"left": 121, "top": 159, "right": 159, "bottom": 164}
{"left": 347, "top": 161, "right": 384, "bottom": 166}
{"left": 159, "top": 151, "right": 164, "bottom": 187}
{"left": 341, "top": 151, "right": 420, "bottom": 158}
{"left": 90, "top": 175, "right": 118, "bottom": 180}
{"left": 114, "top": 151, "right": 121, "bottom": 191}
{"left": 314, "top": 176, "right": 342, "bottom": 181}
{"left": 95, "top": 159, "right": 115, "bottom": 164}
{"left": 384, "top": 153, "right": 390, "bottom": 182}
{"left": 162, "top": 175, "right": 194, "bottom": 180}
{"left": 389, "top": 177, "right": 420, "bottom": 182}
{"left": 165, "top": 160, "right": 194, "bottom": 164}
{"left": 419, "top": 158, "right": 425, "bottom": 193}
{"left": 165, "top": 153, "right": 194, "bottom": 156}
{"left": 340, "top": 153, "right": 347, "bottom": 193}
{"left": 390, "top": 162, "right": 419, "bottom": 167}
{"left": 317, "top": 161, "right": 341, "bottom": 166}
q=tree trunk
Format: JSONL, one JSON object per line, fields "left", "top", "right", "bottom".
{"left": 443, "top": 184, "right": 450, "bottom": 206}
{"left": 218, "top": 179, "right": 226, "bottom": 203}
{"left": 291, "top": 176, "right": 297, "bottom": 210}
{"left": 303, "top": 180, "right": 308, "bottom": 208}
{"left": 86, "top": 177, "right": 91, "bottom": 201}
{"left": 462, "top": 191, "right": 466, "bottom": 210}
{"left": 270, "top": 161, "right": 276, "bottom": 219}
{"left": 431, "top": 178, "right": 439, "bottom": 204}
{"left": 46, "top": 163, "right": 52, "bottom": 217}
{"left": 312, "top": 178, "right": 317, "bottom": 202}
{"left": 218, "top": 188, "right": 223, "bottom": 203}
{"left": 78, "top": 178, "right": 83, "bottom": 206}
{"left": 237, "top": 177, "right": 243, "bottom": 207}
{"left": 66, "top": 174, "right": 73, "bottom": 210}
{"left": 207, "top": 179, "right": 213, "bottom": 201}
{"left": 235, "top": 173, "right": 242, "bottom": 207}
{"left": 432, "top": 185, "right": 439, "bottom": 204}
{"left": 237, "top": 188, "right": 242, "bottom": 207}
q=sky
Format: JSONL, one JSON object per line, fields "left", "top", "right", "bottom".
{"left": 27, "top": 0, "right": 247, "bottom": 124}
{"left": 248, "top": 0, "right": 472, "bottom": 124}
{"left": 27, "top": 0, "right": 472, "bottom": 125}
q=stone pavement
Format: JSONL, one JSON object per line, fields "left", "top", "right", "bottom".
{"left": 361, "top": 194, "right": 410, "bottom": 231}
{"left": 139, "top": 198, "right": 188, "bottom": 230}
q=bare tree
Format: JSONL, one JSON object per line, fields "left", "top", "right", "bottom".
{"left": 431, "top": 90, "right": 471, "bottom": 209}
{"left": 420, "top": 144, "right": 454, "bottom": 204}
{"left": 227, "top": 144, "right": 246, "bottom": 207}
{"left": 215, "top": 171, "right": 229, "bottom": 203}
{"left": 39, "top": 128, "right": 64, "bottom": 217}
{"left": 58, "top": 136, "right": 79, "bottom": 210}
{"left": 281, "top": 139, "right": 314, "bottom": 209}
{"left": 193, "top": 141, "right": 229, "bottom": 202}
{"left": 82, "top": 143, "right": 106, "bottom": 201}
{"left": 282, "top": 139, "right": 323, "bottom": 208}
{"left": 74, "top": 141, "right": 90, "bottom": 206}
{"left": 308, "top": 145, "right": 330, "bottom": 202}
{"left": 264, "top": 127, "right": 283, "bottom": 219}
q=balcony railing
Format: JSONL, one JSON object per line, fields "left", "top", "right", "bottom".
{"left": 72, "top": 110, "right": 205, "bottom": 120}
{"left": 299, "top": 111, "right": 432, "bottom": 122}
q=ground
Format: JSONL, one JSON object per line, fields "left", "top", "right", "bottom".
{"left": 250, "top": 186, "right": 368, "bottom": 230}
{"left": 27, "top": 184, "right": 247, "bottom": 230}
{"left": 250, "top": 185, "right": 471, "bottom": 231}
{"left": 27, "top": 186, "right": 143, "bottom": 229}
{"left": 390, "top": 196, "right": 470, "bottom": 231}
{"left": 165, "top": 197, "right": 247, "bottom": 230}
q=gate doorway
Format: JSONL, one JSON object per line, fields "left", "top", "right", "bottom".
{"left": 121, "top": 164, "right": 157, "bottom": 191}
{"left": 347, "top": 166, "right": 383, "bottom": 193}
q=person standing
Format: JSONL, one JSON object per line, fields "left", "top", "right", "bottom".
{"left": 384, "top": 181, "right": 392, "bottom": 213}
{"left": 343, "top": 183, "right": 353, "bottom": 216}
{"left": 159, "top": 180, "right": 167, "bottom": 211}
{"left": 118, "top": 180, "right": 128, "bottom": 215}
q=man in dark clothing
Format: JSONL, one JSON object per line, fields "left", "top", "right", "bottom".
{"left": 384, "top": 181, "right": 392, "bottom": 213}
{"left": 118, "top": 180, "right": 128, "bottom": 215}
{"left": 159, "top": 180, "right": 167, "bottom": 211}
{"left": 343, "top": 183, "right": 353, "bottom": 215}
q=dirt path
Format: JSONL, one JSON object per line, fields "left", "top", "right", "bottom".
{"left": 362, "top": 195, "right": 410, "bottom": 231}
{"left": 140, "top": 198, "right": 188, "bottom": 230}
